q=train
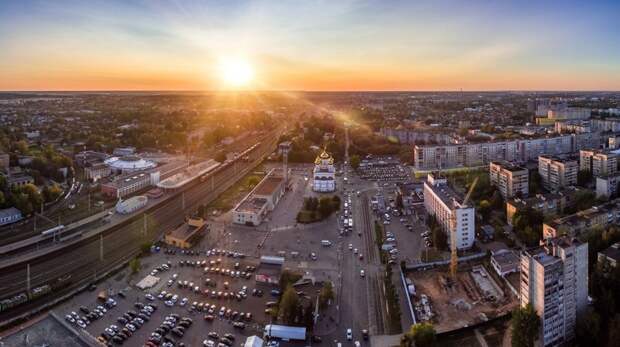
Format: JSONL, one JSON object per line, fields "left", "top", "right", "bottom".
{"left": 40, "top": 225, "right": 65, "bottom": 236}
{"left": 0, "top": 275, "right": 72, "bottom": 313}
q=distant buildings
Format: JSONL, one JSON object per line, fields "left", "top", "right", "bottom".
{"left": 7, "top": 173, "right": 34, "bottom": 188}
{"left": 520, "top": 236, "right": 588, "bottom": 347}
{"left": 232, "top": 169, "right": 285, "bottom": 226}
{"left": 489, "top": 161, "right": 529, "bottom": 199}
{"left": 423, "top": 173, "right": 475, "bottom": 250}
{"left": 112, "top": 147, "right": 136, "bottom": 157}
{"left": 312, "top": 150, "right": 336, "bottom": 192}
{"left": 0, "top": 152, "right": 9, "bottom": 172}
{"left": 595, "top": 173, "right": 620, "bottom": 199}
{"left": 0, "top": 207, "right": 23, "bottom": 226}
{"left": 542, "top": 199, "right": 620, "bottom": 239}
{"left": 538, "top": 155, "right": 578, "bottom": 191}
{"left": 413, "top": 132, "right": 601, "bottom": 171}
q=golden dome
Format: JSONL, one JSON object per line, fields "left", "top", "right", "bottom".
{"left": 315, "top": 149, "right": 334, "bottom": 165}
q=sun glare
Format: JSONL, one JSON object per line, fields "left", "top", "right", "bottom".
{"left": 218, "top": 58, "right": 254, "bottom": 88}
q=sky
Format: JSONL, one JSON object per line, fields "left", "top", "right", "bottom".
{"left": 1, "top": 0, "right": 619, "bottom": 91}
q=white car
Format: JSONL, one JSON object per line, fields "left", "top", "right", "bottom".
{"left": 353, "top": 248, "right": 358, "bottom": 254}
{"left": 65, "top": 315, "right": 75, "bottom": 323}
{"left": 172, "top": 273, "right": 178, "bottom": 279}
{"left": 126, "top": 323, "right": 136, "bottom": 332}
{"left": 360, "top": 270, "right": 365, "bottom": 278}
{"left": 180, "top": 298, "right": 189, "bottom": 306}
{"left": 346, "top": 328, "right": 353, "bottom": 340}
{"left": 96, "top": 305, "right": 107, "bottom": 313}
{"left": 145, "top": 293, "right": 155, "bottom": 301}
{"left": 165, "top": 300, "right": 174, "bottom": 307}
{"left": 348, "top": 244, "right": 353, "bottom": 250}
{"left": 203, "top": 340, "right": 216, "bottom": 347}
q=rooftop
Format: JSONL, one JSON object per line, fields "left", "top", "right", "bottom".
{"left": 0, "top": 207, "right": 22, "bottom": 218}
{"left": 235, "top": 197, "right": 268, "bottom": 213}
{"left": 547, "top": 198, "right": 620, "bottom": 229}
{"left": 599, "top": 242, "right": 620, "bottom": 262}
{"left": 425, "top": 177, "right": 469, "bottom": 209}
{"left": 491, "top": 161, "right": 528, "bottom": 172}
{"left": 253, "top": 176, "right": 284, "bottom": 196}
{"left": 491, "top": 249, "right": 520, "bottom": 267}
{"left": 167, "top": 217, "right": 207, "bottom": 241}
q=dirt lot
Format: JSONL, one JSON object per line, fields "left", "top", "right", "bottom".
{"left": 408, "top": 263, "right": 517, "bottom": 333}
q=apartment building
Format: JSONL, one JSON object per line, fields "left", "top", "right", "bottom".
{"left": 506, "top": 192, "right": 563, "bottom": 225}
{"left": 596, "top": 173, "right": 620, "bottom": 199}
{"left": 579, "top": 149, "right": 617, "bottom": 177}
{"left": 538, "top": 156, "right": 578, "bottom": 191}
{"left": 423, "top": 173, "right": 475, "bottom": 250}
{"left": 489, "top": 161, "right": 529, "bottom": 199}
{"left": 542, "top": 199, "right": 620, "bottom": 239}
{"left": 520, "top": 237, "right": 588, "bottom": 347}
{"left": 413, "top": 132, "right": 601, "bottom": 171}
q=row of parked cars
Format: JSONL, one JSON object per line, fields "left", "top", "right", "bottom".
{"left": 97, "top": 302, "right": 157, "bottom": 345}
{"left": 65, "top": 298, "right": 117, "bottom": 329}
{"left": 145, "top": 313, "right": 192, "bottom": 347}
{"left": 203, "top": 331, "right": 237, "bottom": 346}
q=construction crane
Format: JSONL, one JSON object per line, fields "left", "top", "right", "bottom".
{"left": 449, "top": 177, "right": 478, "bottom": 281}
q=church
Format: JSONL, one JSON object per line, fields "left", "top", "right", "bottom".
{"left": 312, "top": 149, "right": 336, "bottom": 192}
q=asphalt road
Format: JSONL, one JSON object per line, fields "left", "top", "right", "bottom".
{"left": 0, "top": 131, "right": 282, "bottom": 325}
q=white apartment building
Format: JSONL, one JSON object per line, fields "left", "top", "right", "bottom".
{"left": 596, "top": 173, "right": 620, "bottom": 199}
{"left": 489, "top": 161, "right": 529, "bottom": 199}
{"left": 423, "top": 173, "right": 475, "bottom": 250}
{"left": 413, "top": 132, "right": 602, "bottom": 171}
{"left": 520, "top": 237, "right": 588, "bottom": 347}
{"left": 538, "top": 156, "right": 578, "bottom": 192}
{"left": 579, "top": 149, "right": 617, "bottom": 177}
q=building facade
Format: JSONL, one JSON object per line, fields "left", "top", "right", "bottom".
{"left": 0, "top": 207, "right": 23, "bottom": 226}
{"left": 579, "top": 149, "right": 617, "bottom": 177}
{"left": 595, "top": 173, "right": 620, "bottom": 199}
{"left": 84, "top": 162, "right": 111, "bottom": 181}
{"left": 520, "top": 237, "right": 588, "bottom": 347}
{"left": 538, "top": 156, "right": 578, "bottom": 191}
{"left": 489, "top": 161, "right": 529, "bottom": 199}
{"left": 413, "top": 133, "right": 602, "bottom": 171}
{"left": 101, "top": 170, "right": 160, "bottom": 198}
{"left": 506, "top": 192, "right": 564, "bottom": 225}
{"left": 423, "top": 173, "right": 475, "bottom": 250}
{"left": 0, "top": 153, "right": 9, "bottom": 172}
{"left": 542, "top": 199, "right": 620, "bottom": 239}
{"left": 312, "top": 150, "right": 336, "bottom": 192}
{"left": 232, "top": 169, "right": 285, "bottom": 226}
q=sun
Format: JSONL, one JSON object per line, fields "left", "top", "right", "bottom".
{"left": 218, "top": 58, "right": 254, "bottom": 88}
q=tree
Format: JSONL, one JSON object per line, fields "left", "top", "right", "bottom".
{"left": 0, "top": 191, "right": 5, "bottom": 207}
{"left": 129, "top": 257, "right": 141, "bottom": 274}
{"left": 350, "top": 154, "right": 360, "bottom": 170}
{"left": 529, "top": 171, "right": 543, "bottom": 195}
{"left": 43, "top": 184, "right": 63, "bottom": 202}
{"left": 577, "top": 169, "right": 593, "bottom": 187}
{"left": 214, "top": 151, "right": 226, "bottom": 163}
{"left": 247, "top": 176, "right": 260, "bottom": 188}
{"left": 511, "top": 304, "right": 540, "bottom": 347}
{"left": 401, "top": 323, "right": 436, "bottom": 347}
{"left": 576, "top": 311, "right": 601, "bottom": 347}
{"left": 140, "top": 242, "right": 153, "bottom": 255}
{"left": 319, "top": 281, "right": 334, "bottom": 310}
{"left": 478, "top": 199, "right": 491, "bottom": 221}
{"left": 279, "top": 285, "right": 300, "bottom": 325}
{"left": 318, "top": 197, "right": 334, "bottom": 218}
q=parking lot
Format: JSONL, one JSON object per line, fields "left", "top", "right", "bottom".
{"left": 57, "top": 246, "right": 287, "bottom": 346}
{"left": 54, "top": 168, "right": 356, "bottom": 347}
{"left": 357, "top": 156, "right": 410, "bottom": 182}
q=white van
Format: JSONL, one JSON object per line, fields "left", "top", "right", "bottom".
{"left": 321, "top": 240, "right": 332, "bottom": 247}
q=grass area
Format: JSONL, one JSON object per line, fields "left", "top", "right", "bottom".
{"left": 207, "top": 166, "right": 265, "bottom": 212}
{"left": 413, "top": 166, "right": 487, "bottom": 179}
{"left": 296, "top": 210, "right": 321, "bottom": 223}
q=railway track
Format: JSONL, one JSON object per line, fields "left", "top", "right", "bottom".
{"left": 0, "top": 132, "right": 281, "bottom": 325}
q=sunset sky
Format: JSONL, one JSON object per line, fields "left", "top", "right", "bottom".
{"left": 1, "top": 0, "right": 619, "bottom": 91}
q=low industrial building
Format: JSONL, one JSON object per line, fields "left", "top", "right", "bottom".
{"left": 101, "top": 170, "right": 160, "bottom": 199}
{"left": 0, "top": 207, "right": 23, "bottom": 226}
{"left": 598, "top": 242, "right": 620, "bottom": 268}
{"left": 104, "top": 155, "right": 156, "bottom": 173}
{"left": 232, "top": 169, "right": 285, "bottom": 226}
{"left": 490, "top": 249, "right": 520, "bottom": 277}
{"left": 164, "top": 217, "right": 208, "bottom": 249}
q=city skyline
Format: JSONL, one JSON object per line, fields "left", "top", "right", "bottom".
{"left": 1, "top": 0, "right": 620, "bottom": 91}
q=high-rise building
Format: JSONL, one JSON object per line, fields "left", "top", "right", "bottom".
{"left": 489, "top": 161, "right": 529, "bottom": 199}
{"left": 579, "top": 149, "right": 617, "bottom": 177}
{"left": 423, "top": 173, "right": 475, "bottom": 250}
{"left": 520, "top": 236, "right": 588, "bottom": 347}
{"left": 538, "top": 156, "right": 578, "bottom": 191}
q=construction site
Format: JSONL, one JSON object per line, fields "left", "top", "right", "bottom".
{"left": 407, "top": 260, "right": 518, "bottom": 333}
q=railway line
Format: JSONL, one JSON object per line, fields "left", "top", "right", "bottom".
{"left": 0, "top": 130, "right": 282, "bottom": 325}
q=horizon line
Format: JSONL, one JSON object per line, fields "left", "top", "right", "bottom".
{"left": 1, "top": 89, "right": 620, "bottom": 94}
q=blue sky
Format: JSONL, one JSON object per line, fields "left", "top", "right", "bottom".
{"left": 0, "top": 0, "right": 619, "bottom": 90}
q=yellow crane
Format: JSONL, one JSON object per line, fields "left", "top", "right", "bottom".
{"left": 449, "top": 177, "right": 478, "bottom": 280}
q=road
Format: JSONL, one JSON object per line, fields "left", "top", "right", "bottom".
{"left": 0, "top": 129, "right": 283, "bottom": 325}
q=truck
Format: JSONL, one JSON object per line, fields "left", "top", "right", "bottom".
{"left": 321, "top": 240, "right": 332, "bottom": 247}
{"left": 264, "top": 324, "right": 306, "bottom": 341}
{"left": 97, "top": 290, "right": 109, "bottom": 302}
